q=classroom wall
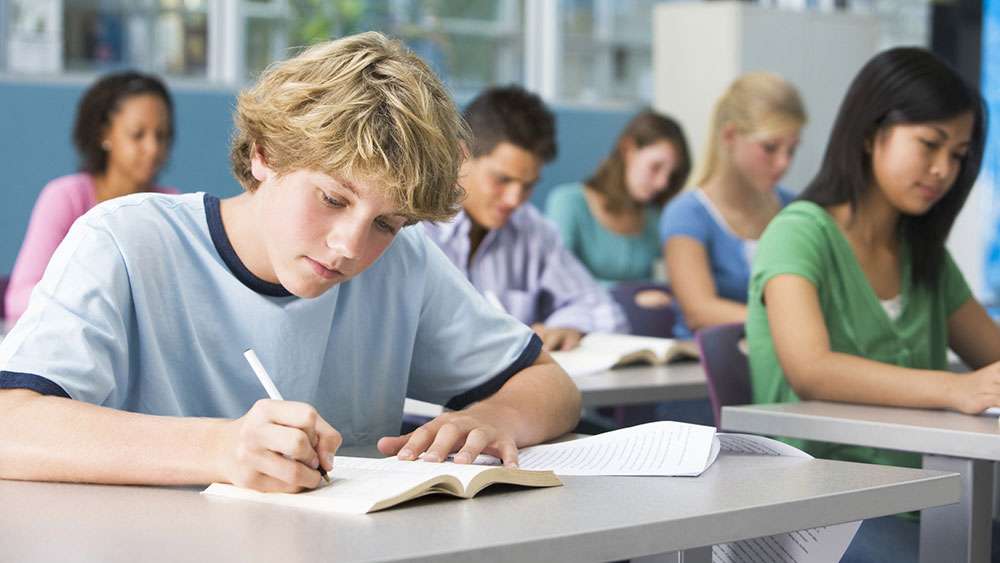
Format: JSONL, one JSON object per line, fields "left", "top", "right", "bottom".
{"left": 0, "top": 80, "right": 634, "bottom": 274}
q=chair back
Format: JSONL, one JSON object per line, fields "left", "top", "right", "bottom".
{"left": 609, "top": 281, "right": 676, "bottom": 338}
{"left": 695, "top": 323, "right": 750, "bottom": 427}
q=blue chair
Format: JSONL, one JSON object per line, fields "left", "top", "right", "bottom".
{"left": 609, "top": 281, "right": 676, "bottom": 338}
{"left": 695, "top": 322, "right": 750, "bottom": 427}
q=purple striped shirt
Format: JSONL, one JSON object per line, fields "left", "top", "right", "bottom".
{"left": 422, "top": 204, "right": 628, "bottom": 334}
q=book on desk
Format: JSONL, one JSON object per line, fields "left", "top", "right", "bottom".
{"left": 549, "top": 333, "right": 699, "bottom": 378}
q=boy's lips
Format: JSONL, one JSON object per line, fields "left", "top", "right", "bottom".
{"left": 306, "top": 257, "right": 345, "bottom": 280}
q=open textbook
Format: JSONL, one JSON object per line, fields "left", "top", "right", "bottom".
{"left": 203, "top": 421, "right": 860, "bottom": 561}
{"left": 203, "top": 456, "right": 561, "bottom": 514}
{"left": 549, "top": 333, "right": 700, "bottom": 377}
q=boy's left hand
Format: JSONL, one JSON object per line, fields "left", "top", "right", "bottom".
{"left": 377, "top": 405, "right": 520, "bottom": 467}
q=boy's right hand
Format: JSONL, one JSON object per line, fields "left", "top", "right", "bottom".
{"left": 216, "top": 399, "right": 341, "bottom": 492}
{"left": 950, "top": 362, "right": 1000, "bottom": 415}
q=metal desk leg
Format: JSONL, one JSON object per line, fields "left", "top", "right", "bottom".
{"left": 921, "top": 455, "right": 992, "bottom": 563}
{"left": 632, "top": 546, "right": 711, "bottom": 563}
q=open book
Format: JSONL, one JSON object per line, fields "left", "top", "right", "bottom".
{"left": 550, "top": 333, "right": 699, "bottom": 377}
{"left": 202, "top": 456, "right": 560, "bottom": 514}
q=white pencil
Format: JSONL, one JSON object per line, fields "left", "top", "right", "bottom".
{"left": 243, "top": 348, "right": 329, "bottom": 483}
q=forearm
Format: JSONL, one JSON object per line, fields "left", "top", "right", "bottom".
{"left": 0, "top": 390, "right": 227, "bottom": 485}
{"left": 682, "top": 297, "right": 747, "bottom": 331}
{"left": 466, "top": 357, "right": 581, "bottom": 447}
{"left": 787, "top": 351, "right": 958, "bottom": 409}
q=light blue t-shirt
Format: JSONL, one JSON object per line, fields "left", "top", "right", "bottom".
{"left": 0, "top": 193, "right": 540, "bottom": 446}
{"left": 659, "top": 188, "right": 795, "bottom": 338}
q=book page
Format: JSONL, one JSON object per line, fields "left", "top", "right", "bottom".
{"left": 713, "top": 521, "right": 861, "bottom": 563}
{"left": 203, "top": 456, "right": 496, "bottom": 514}
{"left": 717, "top": 433, "right": 811, "bottom": 458}
{"left": 715, "top": 433, "right": 861, "bottom": 562}
{"left": 549, "top": 349, "right": 621, "bottom": 377}
{"left": 515, "top": 421, "right": 717, "bottom": 476}
{"left": 579, "top": 333, "right": 677, "bottom": 360}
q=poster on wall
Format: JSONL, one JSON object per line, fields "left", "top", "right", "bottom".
{"left": 983, "top": 0, "right": 1000, "bottom": 304}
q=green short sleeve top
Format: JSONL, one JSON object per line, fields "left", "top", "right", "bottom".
{"left": 746, "top": 201, "right": 972, "bottom": 467}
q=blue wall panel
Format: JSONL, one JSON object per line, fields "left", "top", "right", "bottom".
{"left": 0, "top": 80, "right": 633, "bottom": 273}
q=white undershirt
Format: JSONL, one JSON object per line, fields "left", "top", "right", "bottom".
{"left": 880, "top": 294, "right": 903, "bottom": 321}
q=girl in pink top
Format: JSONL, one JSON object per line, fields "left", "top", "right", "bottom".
{"left": 5, "top": 71, "right": 177, "bottom": 323}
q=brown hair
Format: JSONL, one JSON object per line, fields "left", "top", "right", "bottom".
{"left": 230, "top": 32, "right": 470, "bottom": 222}
{"left": 586, "top": 109, "right": 691, "bottom": 213}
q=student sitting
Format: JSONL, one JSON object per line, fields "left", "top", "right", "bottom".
{"left": 5, "top": 71, "right": 178, "bottom": 324}
{"left": 423, "top": 86, "right": 627, "bottom": 352}
{"left": 0, "top": 33, "right": 580, "bottom": 492}
{"left": 748, "top": 47, "right": 1000, "bottom": 561}
{"left": 660, "top": 72, "right": 806, "bottom": 338}
{"left": 546, "top": 110, "right": 691, "bottom": 287}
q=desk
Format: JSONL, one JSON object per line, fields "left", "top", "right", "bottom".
{"left": 1, "top": 448, "right": 958, "bottom": 563}
{"left": 573, "top": 361, "right": 707, "bottom": 408}
{"left": 722, "top": 402, "right": 1000, "bottom": 563}
{"left": 405, "top": 362, "right": 709, "bottom": 418}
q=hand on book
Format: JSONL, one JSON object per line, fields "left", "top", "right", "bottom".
{"left": 531, "top": 323, "right": 583, "bottom": 352}
{"left": 217, "top": 399, "right": 342, "bottom": 493}
{"left": 377, "top": 405, "right": 520, "bottom": 468}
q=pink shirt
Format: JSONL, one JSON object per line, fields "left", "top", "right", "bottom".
{"left": 4, "top": 173, "right": 178, "bottom": 322}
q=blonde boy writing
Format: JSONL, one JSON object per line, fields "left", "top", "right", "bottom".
{"left": 0, "top": 33, "right": 580, "bottom": 492}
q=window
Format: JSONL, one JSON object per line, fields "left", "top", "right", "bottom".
{"left": 284, "top": 0, "right": 523, "bottom": 98}
{"left": 4, "top": 0, "right": 209, "bottom": 78}
{"left": 557, "top": 0, "right": 661, "bottom": 105}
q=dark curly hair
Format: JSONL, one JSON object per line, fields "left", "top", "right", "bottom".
{"left": 463, "top": 85, "right": 557, "bottom": 163}
{"left": 72, "top": 71, "right": 174, "bottom": 175}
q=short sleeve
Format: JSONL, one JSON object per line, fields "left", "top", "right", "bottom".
{"left": 941, "top": 251, "right": 973, "bottom": 315}
{"left": 0, "top": 214, "right": 134, "bottom": 407}
{"left": 545, "top": 184, "right": 585, "bottom": 256}
{"left": 749, "top": 204, "right": 827, "bottom": 298}
{"left": 407, "top": 233, "right": 540, "bottom": 410}
{"left": 659, "top": 192, "right": 711, "bottom": 245}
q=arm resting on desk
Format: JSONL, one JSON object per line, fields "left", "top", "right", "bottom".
{"left": 0, "top": 389, "right": 341, "bottom": 491}
{"left": 765, "top": 276, "right": 1000, "bottom": 414}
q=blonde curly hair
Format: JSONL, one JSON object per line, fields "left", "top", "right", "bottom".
{"left": 230, "top": 32, "right": 469, "bottom": 222}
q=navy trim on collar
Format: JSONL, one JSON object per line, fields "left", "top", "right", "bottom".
{"left": 0, "top": 371, "right": 71, "bottom": 398}
{"left": 204, "top": 194, "right": 292, "bottom": 297}
{"left": 444, "top": 333, "right": 543, "bottom": 411}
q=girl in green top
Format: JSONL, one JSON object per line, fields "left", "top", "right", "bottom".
{"left": 546, "top": 110, "right": 691, "bottom": 289}
{"left": 748, "top": 47, "right": 999, "bottom": 560}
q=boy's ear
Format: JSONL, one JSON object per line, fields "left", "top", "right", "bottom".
{"left": 250, "top": 145, "right": 273, "bottom": 183}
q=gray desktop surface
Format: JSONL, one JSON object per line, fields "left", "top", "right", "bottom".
{"left": 575, "top": 361, "right": 708, "bottom": 407}
{"left": 722, "top": 401, "right": 1000, "bottom": 461}
{"left": 2, "top": 448, "right": 957, "bottom": 563}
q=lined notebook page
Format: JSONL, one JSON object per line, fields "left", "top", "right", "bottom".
{"left": 516, "top": 421, "right": 717, "bottom": 476}
{"left": 713, "top": 433, "right": 861, "bottom": 562}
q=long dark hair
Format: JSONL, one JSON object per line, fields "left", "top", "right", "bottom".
{"left": 73, "top": 70, "right": 174, "bottom": 175}
{"left": 800, "top": 47, "right": 986, "bottom": 287}
{"left": 586, "top": 109, "right": 691, "bottom": 213}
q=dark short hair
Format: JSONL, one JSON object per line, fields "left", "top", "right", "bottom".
{"left": 800, "top": 47, "right": 986, "bottom": 287}
{"left": 462, "top": 85, "right": 557, "bottom": 162}
{"left": 73, "top": 71, "right": 174, "bottom": 175}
